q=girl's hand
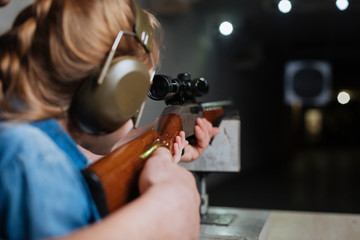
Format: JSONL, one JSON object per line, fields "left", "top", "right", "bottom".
{"left": 181, "top": 118, "right": 219, "bottom": 162}
{"left": 138, "top": 148, "right": 201, "bottom": 240}
{"left": 172, "top": 131, "right": 188, "bottom": 163}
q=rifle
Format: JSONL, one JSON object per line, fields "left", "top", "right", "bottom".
{"left": 82, "top": 73, "right": 235, "bottom": 218}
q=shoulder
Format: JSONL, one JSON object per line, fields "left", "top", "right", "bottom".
{"left": 0, "top": 121, "right": 63, "bottom": 168}
{"left": 0, "top": 121, "right": 77, "bottom": 190}
{"left": 0, "top": 121, "right": 85, "bottom": 181}
{"left": 0, "top": 121, "right": 45, "bottom": 142}
{"left": 0, "top": 122, "right": 96, "bottom": 238}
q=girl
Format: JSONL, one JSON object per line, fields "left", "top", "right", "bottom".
{"left": 0, "top": 0, "right": 218, "bottom": 239}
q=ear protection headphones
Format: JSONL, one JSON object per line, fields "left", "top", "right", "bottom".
{"left": 70, "top": 0, "right": 155, "bottom": 135}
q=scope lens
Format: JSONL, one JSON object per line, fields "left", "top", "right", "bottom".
{"left": 148, "top": 74, "right": 172, "bottom": 100}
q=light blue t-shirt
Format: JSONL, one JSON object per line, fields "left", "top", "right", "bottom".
{"left": 0, "top": 119, "right": 100, "bottom": 239}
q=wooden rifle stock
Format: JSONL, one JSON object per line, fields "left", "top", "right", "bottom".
{"left": 82, "top": 103, "right": 227, "bottom": 217}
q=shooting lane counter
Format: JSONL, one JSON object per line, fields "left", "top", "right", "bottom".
{"left": 181, "top": 113, "right": 360, "bottom": 240}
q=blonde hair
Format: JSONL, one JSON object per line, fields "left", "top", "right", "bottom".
{"left": 0, "top": 0, "right": 161, "bottom": 121}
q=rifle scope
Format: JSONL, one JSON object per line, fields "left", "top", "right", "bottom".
{"left": 148, "top": 73, "right": 209, "bottom": 105}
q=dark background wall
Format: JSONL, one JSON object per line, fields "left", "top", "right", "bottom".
{"left": 141, "top": 0, "right": 360, "bottom": 214}
{"left": 2, "top": 0, "right": 360, "bottom": 214}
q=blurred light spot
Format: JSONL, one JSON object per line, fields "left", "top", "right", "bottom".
{"left": 305, "top": 109, "right": 323, "bottom": 136}
{"left": 278, "top": 0, "right": 292, "bottom": 14}
{"left": 219, "top": 21, "right": 233, "bottom": 36}
{"left": 336, "top": 0, "right": 349, "bottom": 11}
{"left": 337, "top": 91, "right": 350, "bottom": 104}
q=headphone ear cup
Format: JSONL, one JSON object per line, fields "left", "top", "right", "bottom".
{"left": 71, "top": 57, "right": 151, "bottom": 135}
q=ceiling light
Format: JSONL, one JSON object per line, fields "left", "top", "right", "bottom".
{"left": 336, "top": 0, "right": 349, "bottom": 11}
{"left": 337, "top": 91, "right": 350, "bottom": 104}
{"left": 219, "top": 21, "right": 233, "bottom": 36}
{"left": 278, "top": 0, "right": 292, "bottom": 14}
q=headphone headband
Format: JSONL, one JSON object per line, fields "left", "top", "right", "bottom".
{"left": 132, "top": 0, "right": 153, "bottom": 52}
